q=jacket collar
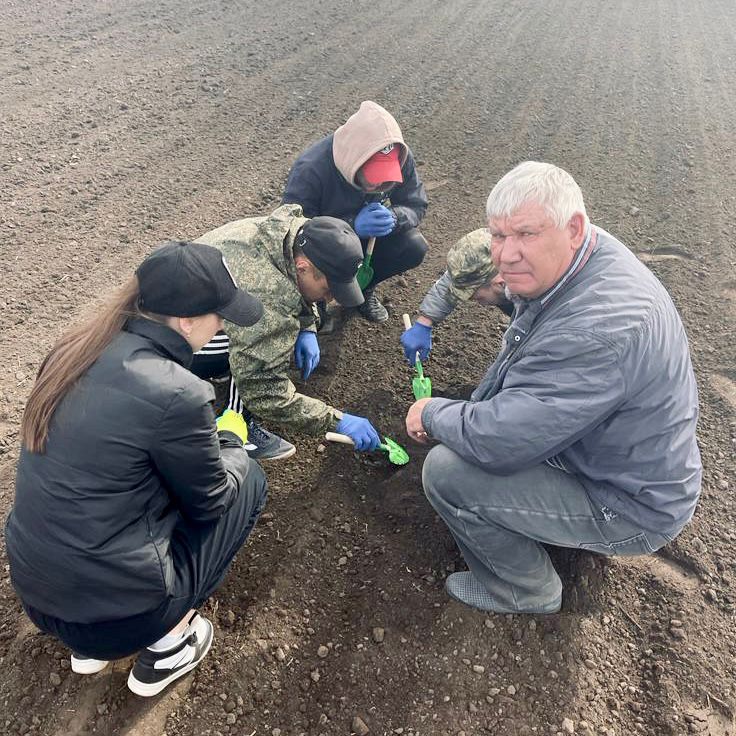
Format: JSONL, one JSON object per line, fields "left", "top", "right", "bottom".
{"left": 539, "top": 226, "right": 597, "bottom": 308}
{"left": 124, "top": 317, "right": 194, "bottom": 368}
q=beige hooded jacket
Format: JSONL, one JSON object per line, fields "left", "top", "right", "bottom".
{"left": 332, "top": 101, "right": 408, "bottom": 187}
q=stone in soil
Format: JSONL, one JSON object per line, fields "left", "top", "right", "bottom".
{"left": 352, "top": 715, "right": 370, "bottom": 735}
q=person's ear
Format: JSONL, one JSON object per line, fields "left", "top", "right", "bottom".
{"left": 567, "top": 212, "right": 586, "bottom": 246}
{"left": 294, "top": 256, "right": 309, "bottom": 275}
{"left": 177, "top": 316, "right": 195, "bottom": 337}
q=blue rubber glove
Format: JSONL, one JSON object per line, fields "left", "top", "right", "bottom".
{"left": 401, "top": 321, "right": 432, "bottom": 364}
{"left": 294, "top": 330, "right": 320, "bottom": 380}
{"left": 353, "top": 202, "right": 396, "bottom": 239}
{"left": 336, "top": 413, "right": 381, "bottom": 451}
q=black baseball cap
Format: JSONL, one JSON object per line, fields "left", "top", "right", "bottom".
{"left": 296, "top": 217, "right": 364, "bottom": 307}
{"left": 136, "top": 241, "right": 264, "bottom": 326}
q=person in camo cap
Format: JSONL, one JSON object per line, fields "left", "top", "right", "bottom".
{"left": 400, "top": 229, "right": 513, "bottom": 364}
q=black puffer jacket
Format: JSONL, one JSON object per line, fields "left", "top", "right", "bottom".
{"left": 5, "top": 318, "right": 250, "bottom": 623}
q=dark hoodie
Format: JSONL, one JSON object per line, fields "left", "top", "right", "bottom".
{"left": 282, "top": 101, "right": 428, "bottom": 232}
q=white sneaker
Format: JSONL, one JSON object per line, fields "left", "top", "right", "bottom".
{"left": 70, "top": 653, "right": 109, "bottom": 674}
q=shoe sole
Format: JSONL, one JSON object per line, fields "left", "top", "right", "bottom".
{"left": 127, "top": 627, "right": 213, "bottom": 697}
{"left": 71, "top": 658, "right": 110, "bottom": 675}
{"left": 249, "top": 445, "right": 297, "bottom": 462}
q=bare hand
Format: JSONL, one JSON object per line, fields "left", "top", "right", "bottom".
{"left": 405, "top": 398, "right": 433, "bottom": 443}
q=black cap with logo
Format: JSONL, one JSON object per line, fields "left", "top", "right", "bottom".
{"left": 296, "top": 217, "right": 365, "bottom": 307}
{"left": 136, "top": 241, "right": 263, "bottom": 326}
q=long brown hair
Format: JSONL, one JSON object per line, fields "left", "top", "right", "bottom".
{"left": 21, "top": 276, "right": 144, "bottom": 453}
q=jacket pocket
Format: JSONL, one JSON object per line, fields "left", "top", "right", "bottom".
{"left": 145, "top": 510, "right": 175, "bottom": 596}
{"left": 580, "top": 532, "right": 656, "bottom": 557}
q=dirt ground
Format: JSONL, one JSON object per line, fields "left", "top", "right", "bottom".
{"left": 1, "top": 0, "right": 735, "bottom": 734}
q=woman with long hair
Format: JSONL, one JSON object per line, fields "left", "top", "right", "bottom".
{"left": 6, "top": 241, "right": 267, "bottom": 697}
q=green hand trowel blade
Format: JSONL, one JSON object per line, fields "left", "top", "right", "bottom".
{"left": 412, "top": 359, "right": 432, "bottom": 400}
{"left": 356, "top": 236, "right": 376, "bottom": 289}
{"left": 356, "top": 252, "right": 374, "bottom": 289}
{"left": 380, "top": 436, "right": 410, "bottom": 465}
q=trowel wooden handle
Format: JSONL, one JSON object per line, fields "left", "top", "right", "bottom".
{"left": 402, "top": 313, "right": 412, "bottom": 330}
{"left": 325, "top": 431, "right": 355, "bottom": 446}
{"left": 366, "top": 237, "right": 376, "bottom": 257}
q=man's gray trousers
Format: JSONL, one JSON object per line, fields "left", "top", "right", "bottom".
{"left": 423, "top": 445, "right": 675, "bottom": 613}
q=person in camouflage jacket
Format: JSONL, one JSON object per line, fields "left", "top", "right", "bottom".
{"left": 195, "top": 204, "right": 381, "bottom": 451}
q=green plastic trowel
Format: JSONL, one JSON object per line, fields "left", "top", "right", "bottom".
{"left": 325, "top": 432, "right": 410, "bottom": 466}
{"left": 402, "top": 314, "right": 432, "bottom": 400}
{"left": 356, "top": 192, "right": 390, "bottom": 289}
{"left": 356, "top": 237, "right": 376, "bottom": 289}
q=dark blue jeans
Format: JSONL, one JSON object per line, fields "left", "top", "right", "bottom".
{"left": 25, "top": 463, "right": 267, "bottom": 660}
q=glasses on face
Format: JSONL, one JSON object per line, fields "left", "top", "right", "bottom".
{"left": 364, "top": 190, "right": 388, "bottom": 203}
{"left": 359, "top": 177, "right": 397, "bottom": 197}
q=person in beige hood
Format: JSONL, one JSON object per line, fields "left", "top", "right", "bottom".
{"left": 282, "top": 101, "right": 429, "bottom": 323}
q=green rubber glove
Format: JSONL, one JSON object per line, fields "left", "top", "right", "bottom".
{"left": 216, "top": 409, "right": 248, "bottom": 444}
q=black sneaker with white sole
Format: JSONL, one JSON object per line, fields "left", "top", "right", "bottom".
{"left": 244, "top": 418, "right": 296, "bottom": 461}
{"left": 127, "top": 614, "right": 214, "bottom": 697}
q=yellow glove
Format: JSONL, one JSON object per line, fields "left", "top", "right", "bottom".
{"left": 216, "top": 409, "right": 248, "bottom": 444}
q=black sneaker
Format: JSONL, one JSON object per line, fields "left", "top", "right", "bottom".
{"left": 358, "top": 289, "right": 389, "bottom": 323}
{"left": 245, "top": 418, "right": 296, "bottom": 461}
{"left": 127, "top": 614, "right": 214, "bottom": 697}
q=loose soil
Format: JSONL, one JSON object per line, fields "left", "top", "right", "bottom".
{"left": 1, "top": 1, "right": 735, "bottom": 735}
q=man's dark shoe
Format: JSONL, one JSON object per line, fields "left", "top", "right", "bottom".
{"left": 127, "top": 614, "right": 213, "bottom": 697}
{"left": 446, "top": 572, "right": 561, "bottom": 614}
{"left": 245, "top": 417, "right": 296, "bottom": 461}
{"left": 358, "top": 289, "right": 389, "bottom": 323}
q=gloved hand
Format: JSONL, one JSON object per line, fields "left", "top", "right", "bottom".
{"left": 401, "top": 321, "right": 432, "bottom": 364}
{"left": 336, "top": 413, "right": 381, "bottom": 451}
{"left": 216, "top": 409, "right": 248, "bottom": 444}
{"left": 294, "top": 330, "right": 320, "bottom": 380}
{"left": 353, "top": 202, "right": 396, "bottom": 239}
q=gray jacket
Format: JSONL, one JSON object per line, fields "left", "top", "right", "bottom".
{"left": 419, "top": 271, "right": 457, "bottom": 323}
{"left": 422, "top": 226, "right": 701, "bottom": 534}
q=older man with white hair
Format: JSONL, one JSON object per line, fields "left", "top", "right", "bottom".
{"left": 406, "top": 161, "right": 701, "bottom": 614}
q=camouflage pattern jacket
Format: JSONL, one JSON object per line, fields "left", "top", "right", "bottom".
{"left": 196, "top": 204, "right": 341, "bottom": 435}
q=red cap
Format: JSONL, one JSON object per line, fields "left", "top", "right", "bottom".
{"left": 360, "top": 144, "right": 403, "bottom": 186}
